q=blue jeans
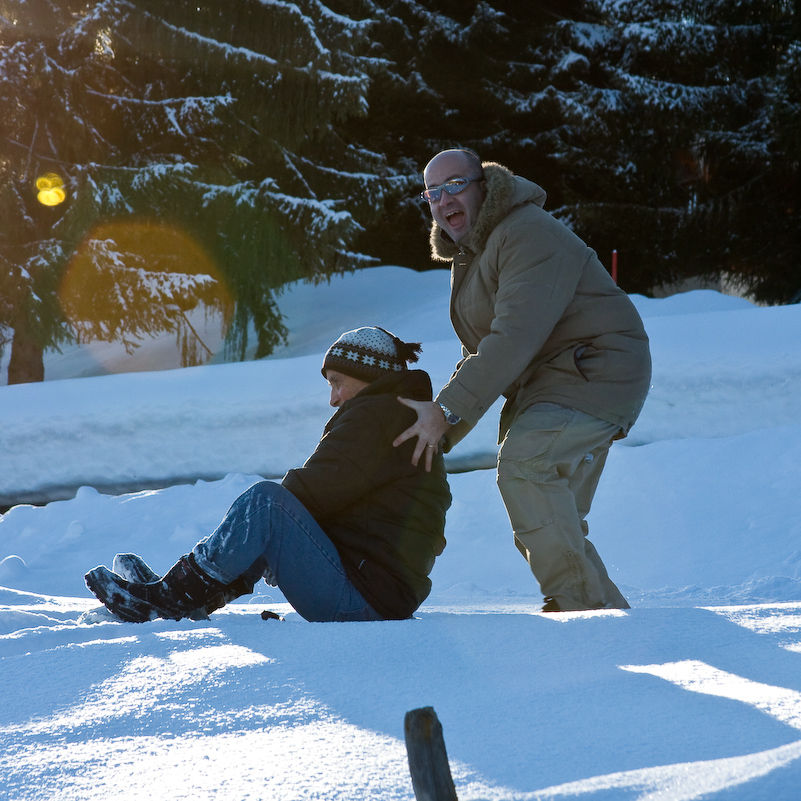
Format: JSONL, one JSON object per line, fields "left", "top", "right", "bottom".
{"left": 193, "top": 481, "right": 383, "bottom": 622}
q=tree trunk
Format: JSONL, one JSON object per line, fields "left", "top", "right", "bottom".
{"left": 7, "top": 314, "right": 45, "bottom": 384}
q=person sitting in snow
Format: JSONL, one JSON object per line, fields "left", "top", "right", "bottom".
{"left": 85, "top": 326, "right": 452, "bottom": 623}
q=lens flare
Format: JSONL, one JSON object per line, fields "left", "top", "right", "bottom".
{"left": 59, "top": 220, "right": 233, "bottom": 370}
{"left": 36, "top": 172, "right": 67, "bottom": 206}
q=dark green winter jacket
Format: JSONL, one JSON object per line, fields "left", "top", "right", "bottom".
{"left": 281, "top": 370, "right": 451, "bottom": 620}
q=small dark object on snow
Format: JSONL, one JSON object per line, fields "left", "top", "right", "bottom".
{"left": 261, "top": 610, "right": 283, "bottom": 621}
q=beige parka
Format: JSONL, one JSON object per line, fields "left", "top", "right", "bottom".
{"left": 432, "top": 162, "right": 652, "bottom": 450}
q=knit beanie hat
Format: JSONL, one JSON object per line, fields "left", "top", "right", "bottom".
{"left": 322, "top": 326, "right": 422, "bottom": 384}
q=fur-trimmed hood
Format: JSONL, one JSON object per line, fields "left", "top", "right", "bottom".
{"left": 429, "top": 162, "right": 548, "bottom": 262}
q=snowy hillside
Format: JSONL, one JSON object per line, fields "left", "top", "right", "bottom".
{"left": 1, "top": 266, "right": 801, "bottom": 800}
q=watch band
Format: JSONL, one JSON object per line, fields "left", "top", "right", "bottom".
{"left": 438, "top": 402, "right": 461, "bottom": 425}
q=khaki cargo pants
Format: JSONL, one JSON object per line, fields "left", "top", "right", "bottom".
{"left": 497, "top": 402, "right": 630, "bottom": 611}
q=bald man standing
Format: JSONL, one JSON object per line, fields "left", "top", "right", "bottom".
{"left": 395, "top": 149, "right": 651, "bottom": 612}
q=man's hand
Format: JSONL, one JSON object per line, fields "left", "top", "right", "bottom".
{"left": 393, "top": 398, "right": 451, "bottom": 472}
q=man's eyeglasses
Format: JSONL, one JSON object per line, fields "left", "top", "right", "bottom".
{"left": 420, "top": 176, "right": 483, "bottom": 204}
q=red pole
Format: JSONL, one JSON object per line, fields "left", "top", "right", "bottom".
{"left": 611, "top": 249, "right": 618, "bottom": 284}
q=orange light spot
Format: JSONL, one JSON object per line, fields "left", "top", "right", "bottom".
{"left": 59, "top": 220, "right": 233, "bottom": 365}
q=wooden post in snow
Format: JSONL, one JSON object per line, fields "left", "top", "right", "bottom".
{"left": 404, "top": 706, "right": 458, "bottom": 801}
{"left": 611, "top": 249, "right": 618, "bottom": 283}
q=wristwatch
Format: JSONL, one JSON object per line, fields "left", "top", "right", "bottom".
{"left": 438, "top": 402, "right": 461, "bottom": 425}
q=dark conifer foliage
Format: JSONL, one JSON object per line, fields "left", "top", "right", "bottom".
{"left": 0, "top": 0, "right": 382, "bottom": 382}
{"left": 2, "top": 0, "right": 798, "bottom": 383}
{"left": 330, "top": 0, "right": 590, "bottom": 270}
{"left": 553, "top": 0, "right": 800, "bottom": 298}
{"left": 333, "top": 0, "right": 799, "bottom": 298}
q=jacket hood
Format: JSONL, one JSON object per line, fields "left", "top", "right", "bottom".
{"left": 429, "top": 162, "right": 547, "bottom": 262}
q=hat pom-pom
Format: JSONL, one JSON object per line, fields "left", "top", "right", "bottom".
{"left": 395, "top": 338, "right": 422, "bottom": 365}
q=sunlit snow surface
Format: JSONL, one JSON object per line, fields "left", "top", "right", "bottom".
{"left": 2, "top": 598, "right": 801, "bottom": 800}
{"left": 2, "top": 267, "right": 801, "bottom": 798}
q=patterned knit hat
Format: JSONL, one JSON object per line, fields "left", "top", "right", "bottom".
{"left": 322, "top": 326, "right": 422, "bottom": 383}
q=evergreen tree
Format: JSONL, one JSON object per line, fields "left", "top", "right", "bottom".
{"left": 541, "top": 0, "right": 800, "bottom": 297}
{"left": 332, "top": 0, "right": 797, "bottom": 301}
{"left": 328, "top": 0, "right": 589, "bottom": 270}
{"left": 0, "top": 0, "right": 382, "bottom": 383}
{"left": 4, "top": 0, "right": 796, "bottom": 388}
{"left": 751, "top": 2, "right": 801, "bottom": 302}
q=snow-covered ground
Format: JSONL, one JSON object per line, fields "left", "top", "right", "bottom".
{"left": 1, "top": 266, "right": 801, "bottom": 799}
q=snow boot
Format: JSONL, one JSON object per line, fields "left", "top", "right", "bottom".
{"left": 111, "top": 553, "right": 212, "bottom": 620}
{"left": 541, "top": 596, "right": 562, "bottom": 612}
{"left": 112, "top": 552, "right": 265, "bottom": 617}
{"left": 85, "top": 553, "right": 227, "bottom": 623}
{"left": 111, "top": 553, "right": 261, "bottom": 608}
{"left": 201, "top": 571, "right": 263, "bottom": 615}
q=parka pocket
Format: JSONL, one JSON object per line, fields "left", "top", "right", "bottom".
{"left": 574, "top": 344, "right": 608, "bottom": 382}
{"left": 538, "top": 346, "right": 586, "bottom": 386}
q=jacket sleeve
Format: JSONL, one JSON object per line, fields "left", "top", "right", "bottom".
{"left": 437, "top": 210, "right": 586, "bottom": 425}
{"left": 281, "top": 401, "right": 410, "bottom": 520}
